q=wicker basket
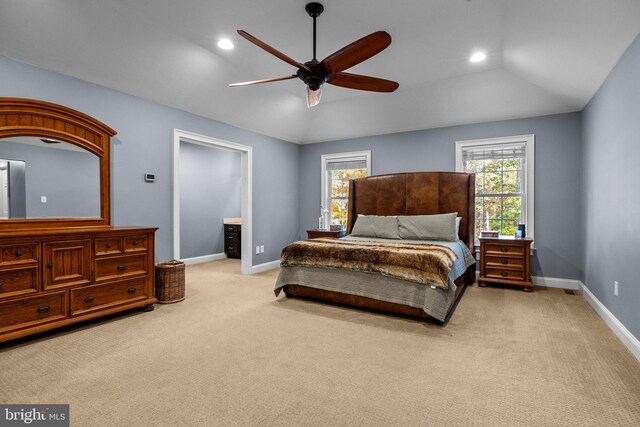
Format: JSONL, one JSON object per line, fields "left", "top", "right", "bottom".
{"left": 155, "top": 261, "right": 185, "bottom": 303}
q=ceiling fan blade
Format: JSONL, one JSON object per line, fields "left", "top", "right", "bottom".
{"left": 320, "top": 31, "right": 392, "bottom": 74}
{"left": 327, "top": 72, "right": 399, "bottom": 92}
{"left": 229, "top": 75, "right": 297, "bottom": 87}
{"left": 306, "top": 87, "right": 322, "bottom": 108}
{"left": 237, "top": 30, "right": 311, "bottom": 72}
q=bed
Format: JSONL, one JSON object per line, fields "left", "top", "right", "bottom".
{"left": 275, "top": 171, "right": 476, "bottom": 323}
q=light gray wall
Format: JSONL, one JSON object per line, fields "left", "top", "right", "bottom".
{"left": 179, "top": 142, "right": 241, "bottom": 259}
{"left": 582, "top": 33, "right": 640, "bottom": 339}
{"left": 0, "top": 141, "right": 99, "bottom": 218}
{"left": 0, "top": 55, "right": 300, "bottom": 264}
{"left": 299, "top": 113, "right": 584, "bottom": 280}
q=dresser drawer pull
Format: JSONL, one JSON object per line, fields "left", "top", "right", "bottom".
{"left": 0, "top": 280, "right": 3, "bottom": 289}
{"left": 501, "top": 271, "right": 509, "bottom": 277}
{"left": 501, "top": 259, "right": 508, "bottom": 264}
{"left": 117, "top": 265, "right": 127, "bottom": 271}
{"left": 127, "top": 287, "right": 137, "bottom": 294}
{"left": 106, "top": 243, "right": 112, "bottom": 248}
{"left": 47, "top": 263, "right": 53, "bottom": 268}
{"left": 37, "top": 306, "right": 50, "bottom": 313}
{"left": 84, "top": 296, "right": 95, "bottom": 303}
{"left": 132, "top": 241, "right": 139, "bottom": 246}
{"left": 15, "top": 251, "right": 22, "bottom": 256}
{"left": 500, "top": 247, "right": 508, "bottom": 252}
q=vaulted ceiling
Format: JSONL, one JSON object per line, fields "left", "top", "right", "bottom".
{"left": 1, "top": 0, "right": 639, "bottom": 144}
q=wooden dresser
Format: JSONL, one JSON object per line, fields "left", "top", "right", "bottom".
{"left": 224, "top": 223, "right": 241, "bottom": 259}
{"left": 478, "top": 237, "right": 534, "bottom": 292}
{"left": 0, "top": 98, "right": 160, "bottom": 343}
{"left": 0, "top": 227, "right": 157, "bottom": 343}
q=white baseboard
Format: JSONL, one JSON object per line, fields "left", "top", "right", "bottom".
{"left": 251, "top": 260, "right": 280, "bottom": 274}
{"left": 532, "top": 276, "right": 581, "bottom": 290}
{"left": 580, "top": 283, "right": 640, "bottom": 362}
{"left": 181, "top": 253, "right": 227, "bottom": 265}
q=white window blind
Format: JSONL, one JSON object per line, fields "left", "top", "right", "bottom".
{"left": 455, "top": 135, "right": 534, "bottom": 241}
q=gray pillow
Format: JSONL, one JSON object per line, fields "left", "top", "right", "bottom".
{"left": 350, "top": 215, "right": 400, "bottom": 239}
{"left": 398, "top": 213, "right": 458, "bottom": 241}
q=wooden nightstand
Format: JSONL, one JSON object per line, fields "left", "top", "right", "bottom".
{"left": 478, "top": 237, "right": 534, "bottom": 292}
{"left": 307, "top": 229, "right": 346, "bottom": 239}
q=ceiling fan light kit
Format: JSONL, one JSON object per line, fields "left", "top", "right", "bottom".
{"left": 230, "top": 2, "right": 399, "bottom": 108}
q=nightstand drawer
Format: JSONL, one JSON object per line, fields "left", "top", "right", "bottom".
{"left": 485, "top": 268, "right": 525, "bottom": 281}
{"left": 485, "top": 243, "right": 525, "bottom": 256}
{"left": 225, "top": 243, "right": 238, "bottom": 253}
{"left": 485, "top": 256, "right": 525, "bottom": 269}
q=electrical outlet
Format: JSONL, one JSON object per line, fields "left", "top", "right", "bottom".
{"left": 260, "top": 245, "right": 265, "bottom": 253}
{"left": 40, "top": 196, "right": 47, "bottom": 203}
{"left": 614, "top": 281, "right": 619, "bottom": 297}
{"left": 255, "top": 245, "right": 260, "bottom": 255}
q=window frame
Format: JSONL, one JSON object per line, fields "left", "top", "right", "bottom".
{"left": 320, "top": 150, "right": 371, "bottom": 228}
{"left": 455, "top": 135, "right": 535, "bottom": 240}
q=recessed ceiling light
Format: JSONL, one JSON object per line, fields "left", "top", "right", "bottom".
{"left": 217, "top": 39, "right": 234, "bottom": 50}
{"left": 469, "top": 52, "right": 487, "bottom": 63}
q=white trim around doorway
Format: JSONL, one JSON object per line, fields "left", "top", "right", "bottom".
{"left": 172, "top": 129, "right": 253, "bottom": 275}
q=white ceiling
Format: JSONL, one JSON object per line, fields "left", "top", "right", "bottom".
{"left": 1, "top": 0, "right": 639, "bottom": 144}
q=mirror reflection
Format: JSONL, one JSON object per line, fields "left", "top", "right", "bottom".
{"left": 0, "top": 137, "right": 100, "bottom": 219}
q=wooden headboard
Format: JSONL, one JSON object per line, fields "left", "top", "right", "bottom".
{"left": 346, "top": 172, "right": 476, "bottom": 252}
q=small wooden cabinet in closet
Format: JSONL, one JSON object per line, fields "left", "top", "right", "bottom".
{"left": 224, "top": 224, "right": 241, "bottom": 259}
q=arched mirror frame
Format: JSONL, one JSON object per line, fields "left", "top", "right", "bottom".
{"left": 0, "top": 98, "right": 115, "bottom": 230}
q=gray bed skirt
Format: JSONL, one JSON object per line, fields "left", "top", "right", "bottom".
{"left": 275, "top": 266, "right": 458, "bottom": 322}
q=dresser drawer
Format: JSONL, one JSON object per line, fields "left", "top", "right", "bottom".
{"left": 224, "top": 224, "right": 240, "bottom": 233}
{"left": 225, "top": 232, "right": 239, "bottom": 243}
{"left": 0, "top": 243, "right": 38, "bottom": 266}
{"left": 95, "top": 254, "right": 147, "bottom": 282}
{"left": 484, "top": 243, "right": 525, "bottom": 256}
{"left": 95, "top": 238, "right": 122, "bottom": 256}
{"left": 0, "top": 266, "right": 38, "bottom": 299}
{"left": 0, "top": 291, "right": 66, "bottom": 333}
{"left": 485, "top": 256, "right": 525, "bottom": 269}
{"left": 71, "top": 278, "right": 147, "bottom": 316}
{"left": 485, "top": 268, "right": 525, "bottom": 281}
{"left": 225, "top": 243, "right": 238, "bottom": 254}
{"left": 124, "top": 235, "right": 147, "bottom": 253}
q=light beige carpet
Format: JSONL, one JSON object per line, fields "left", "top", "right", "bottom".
{"left": 1, "top": 259, "right": 639, "bottom": 426}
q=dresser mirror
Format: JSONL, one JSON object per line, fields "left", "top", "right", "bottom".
{"left": 0, "top": 137, "right": 100, "bottom": 219}
{"left": 0, "top": 98, "right": 115, "bottom": 230}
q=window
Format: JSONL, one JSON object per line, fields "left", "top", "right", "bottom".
{"left": 321, "top": 151, "right": 371, "bottom": 228}
{"left": 455, "top": 135, "right": 534, "bottom": 241}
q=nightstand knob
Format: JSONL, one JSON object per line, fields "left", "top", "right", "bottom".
{"left": 500, "top": 247, "right": 508, "bottom": 252}
{"left": 501, "top": 259, "right": 508, "bottom": 264}
{"left": 84, "top": 296, "right": 95, "bottom": 303}
{"left": 15, "top": 251, "right": 22, "bottom": 256}
{"left": 37, "top": 306, "right": 50, "bottom": 313}
{"left": 127, "top": 287, "right": 137, "bottom": 294}
{"left": 501, "top": 271, "right": 508, "bottom": 277}
{"left": 106, "top": 243, "right": 112, "bottom": 248}
{"left": 133, "top": 241, "right": 139, "bottom": 246}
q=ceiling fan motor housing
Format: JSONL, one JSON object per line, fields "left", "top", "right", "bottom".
{"left": 297, "top": 59, "right": 328, "bottom": 91}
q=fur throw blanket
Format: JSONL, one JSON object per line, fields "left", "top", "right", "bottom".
{"left": 280, "top": 238, "right": 457, "bottom": 290}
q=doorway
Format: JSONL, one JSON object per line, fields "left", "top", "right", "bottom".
{"left": 172, "top": 129, "right": 253, "bottom": 275}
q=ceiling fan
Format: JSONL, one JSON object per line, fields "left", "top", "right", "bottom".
{"left": 229, "top": 2, "right": 399, "bottom": 108}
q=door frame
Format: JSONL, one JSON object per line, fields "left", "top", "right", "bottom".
{"left": 172, "top": 129, "right": 253, "bottom": 275}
